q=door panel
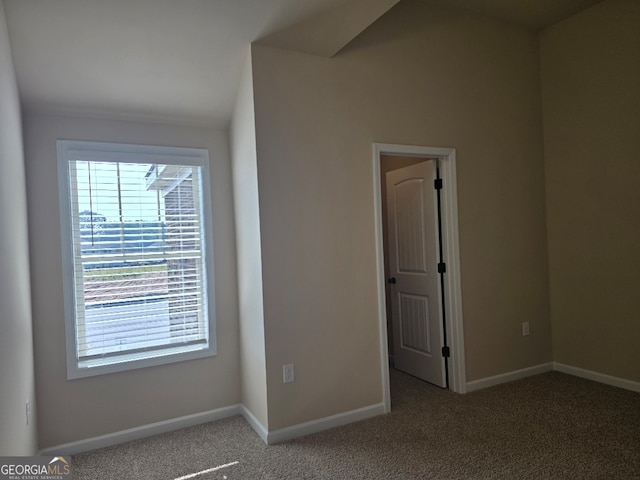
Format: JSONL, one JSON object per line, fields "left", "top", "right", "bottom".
{"left": 386, "top": 160, "right": 445, "bottom": 387}
{"left": 399, "top": 293, "right": 431, "bottom": 354}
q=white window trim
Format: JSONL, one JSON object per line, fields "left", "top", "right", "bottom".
{"left": 57, "top": 140, "right": 217, "bottom": 379}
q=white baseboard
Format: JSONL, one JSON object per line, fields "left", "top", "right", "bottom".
{"left": 37, "top": 364, "right": 638, "bottom": 456}
{"left": 465, "top": 363, "right": 554, "bottom": 393}
{"left": 553, "top": 362, "right": 640, "bottom": 393}
{"left": 39, "top": 404, "right": 242, "bottom": 456}
{"left": 465, "top": 362, "right": 640, "bottom": 394}
{"left": 240, "top": 405, "right": 268, "bottom": 444}
{"left": 265, "top": 403, "right": 386, "bottom": 445}
{"left": 38, "top": 401, "right": 387, "bottom": 455}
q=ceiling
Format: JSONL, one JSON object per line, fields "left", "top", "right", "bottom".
{"left": 420, "top": 0, "right": 601, "bottom": 29}
{"left": 2, "top": 0, "right": 601, "bottom": 128}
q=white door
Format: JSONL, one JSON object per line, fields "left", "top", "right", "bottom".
{"left": 386, "top": 160, "right": 446, "bottom": 387}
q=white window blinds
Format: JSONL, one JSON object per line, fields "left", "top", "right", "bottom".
{"left": 58, "top": 141, "right": 215, "bottom": 378}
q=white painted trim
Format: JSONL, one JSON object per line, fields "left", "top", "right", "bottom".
{"left": 38, "top": 401, "right": 386, "bottom": 454}
{"left": 462, "top": 362, "right": 640, "bottom": 394}
{"left": 437, "top": 149, "right": 466, "bottom": 394}
{"left": 37, "top": 364, "right": 639, "bottom": 456}
{"left": 553, "top": 363, "right": 640, "bottom": 393}
{"left": 240, "top": 405, "right": 269, "bottom": 444}
{"left": 38, "top": 405, "right": 241, "bottom": 456}
{"left": 372, "top": 146, "right": 392, "bottom": 413}
{"left": 465, "top": 363, "right": 554, "bottom": 392}
{"left": 265, "top": 403, "right": 386, "bottom": 445}
{"left": 372, "top": 143, "right": 466, "bottom": 395}
{"left": 57, "top": 140, "right": 217, "bottom": 380}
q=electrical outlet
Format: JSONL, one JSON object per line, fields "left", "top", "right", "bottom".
{"left": 26, "top": 400, "right": 30, "bottom": 426}
{"left": 522, "top": 322, "right": 530, "bottom": 336}
{"left": 283, "top": 363, "right": 295, "bottom": 383}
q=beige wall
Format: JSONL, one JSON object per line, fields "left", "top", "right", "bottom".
{"left": 11, "top": 0, "right": 635, "bottom": 452}
{"left": 251, "top": 0, "right": 552, "bottom": 430}
{"left": 23, "top": 113, "right": 240, "bottom": 448}
{"left": 0, "top": 2, "right": 38, "bottom": 455}
{"left": 230, "top": 52, "right": 269, "bottom": 428}
{"left": 541, "top": 0, "right": 640, "bottom": 381}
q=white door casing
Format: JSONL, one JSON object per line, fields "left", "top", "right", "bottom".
{"left": 386, "top": 161, "right": 446, "bottom": 387}
{"left": 373, "top": 143, "right": 466, "bottom": 412}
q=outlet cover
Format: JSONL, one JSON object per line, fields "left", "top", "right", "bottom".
{"left": 283, "top": 363, "right": 295, "bottom": 383}
{"left": 522, "top": 322, "right": 530, "bottom": 336}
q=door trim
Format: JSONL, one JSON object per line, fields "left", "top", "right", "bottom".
{"left": 373, "top": 143, "right": 466, "bottom": 412}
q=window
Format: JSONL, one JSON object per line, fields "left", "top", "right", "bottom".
{"left": 57, "top": 140, "right": 216, "bottom": 379}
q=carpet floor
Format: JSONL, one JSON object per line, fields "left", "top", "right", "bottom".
{"left": 72, "top": 369, "right": 640, "bottom": 479}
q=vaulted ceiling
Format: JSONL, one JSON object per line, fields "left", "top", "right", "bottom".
{"left": 419, "top": 0, "right": 601, "bottom": 29}
{"left": 2, "top": 0, "right": 601, "bottom": 127}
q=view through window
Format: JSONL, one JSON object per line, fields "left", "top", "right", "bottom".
{"left": 58, "top": 141, "right": 215, "bottom": 378}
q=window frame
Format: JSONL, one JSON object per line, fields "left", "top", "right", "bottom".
{"left": 57, "top": 140, "right": 217, "bottom": 379}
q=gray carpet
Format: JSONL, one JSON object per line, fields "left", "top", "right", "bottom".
{"left": 72, "top": 369, "right": 640, "bottom": 479}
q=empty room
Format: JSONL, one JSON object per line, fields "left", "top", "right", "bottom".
{"left": 1, "top": 0, "right": 638, "bottom": 478}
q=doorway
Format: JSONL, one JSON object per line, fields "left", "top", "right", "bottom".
{"left": 373, "top": 144, "right": 466, "bottom": 412}
{"left": 384, "top": 158, "right": 446, "bottom": 387}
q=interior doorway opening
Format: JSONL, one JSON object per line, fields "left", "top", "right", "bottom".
{"left": 382, "top": 156, "right": 447, "bottom": 387}
{"left": 373, "top": 143, "right": 466, "bottom": 413}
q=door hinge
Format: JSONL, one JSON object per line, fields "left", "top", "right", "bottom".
{"left": 438, "top": 262, "right": 446, "bottom": 274}
{"left": 442, "top": 346, "right": 450, "bottom": 358}
{"left": 434, "top": 178, "right": 443, "bottom": 190}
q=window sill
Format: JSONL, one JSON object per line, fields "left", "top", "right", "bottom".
{"left": 67, "top": 343, "right": 216, "bottom": 380}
